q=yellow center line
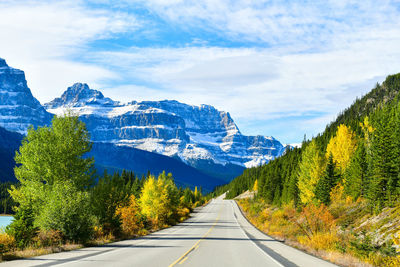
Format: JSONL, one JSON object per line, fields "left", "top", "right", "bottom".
{"left": 178, "top": 256, "right": 189, "bottom": 265}
{"left": 168, "top": 206, "right": 222, "bottom": 267}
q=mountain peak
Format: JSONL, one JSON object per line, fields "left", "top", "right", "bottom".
{"left": 45, "top": 83, "right": 115, "bottom": 109}
{"left": 0, "top": 58, "right": 52, "bottom": 134}
{"left": 0, "top": 58, "right": 24, "bottom": 75}
{"left": 69, "top": 82, "right": 90, "bottom": 92}
{"left": 0, "top": 58, "right": 7, "bottom": 67}
{"left": 63, "top": 82, "right": 104, "bottom": 102}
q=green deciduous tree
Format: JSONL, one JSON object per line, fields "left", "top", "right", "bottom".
{"left": 34, "top": 181, "right": 94, "bottom": 242}
{"left": 8, "top": 115, "right": 95, "bottom": 244}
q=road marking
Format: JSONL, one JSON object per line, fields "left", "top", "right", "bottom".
{"left": 179, "top": 256, "right": 189, "bottom": 264}
{"left": 230, "top": 200, "right": 285, "bottom": 267}
{"left": 168, "top": 206, "right": 222, "bottom": 267}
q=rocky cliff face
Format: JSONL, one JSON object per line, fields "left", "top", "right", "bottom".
{"left": 45, "top": 83, "right": 285, "bottom": 169}
{"left": 0, "top": 58, "right": 52, "bottom": 134}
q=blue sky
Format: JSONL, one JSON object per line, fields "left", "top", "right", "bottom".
{"left": 1, "top": 0, "right": 400, "bottom": 144}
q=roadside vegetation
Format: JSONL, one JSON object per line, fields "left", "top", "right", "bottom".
{"left": 0, "top": 114, "right": 205, "bottom": 261}
{"left": 213, "top": 73, "right": 400, "bottom": 267}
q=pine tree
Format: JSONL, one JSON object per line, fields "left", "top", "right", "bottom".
{"left": 344, "top": 141, "right": 368, "bottom": 200}
{"left": 315, "top": 154, "right": 338, "bottom": 205}
{"left": 368, "top": 105, "right": 399, "bottom": 210}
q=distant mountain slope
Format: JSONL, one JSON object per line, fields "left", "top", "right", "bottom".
{"left": 89, "top": 142, "right": 225, "bottom": 192}
{"left": 0, "top": 125, "right": 225, "bottom": 191}
{"left": 0, "top": 126, "right": 23, "bottom": 182}
{"left": 45, "top": 83, "right": 285, "bottom": 173}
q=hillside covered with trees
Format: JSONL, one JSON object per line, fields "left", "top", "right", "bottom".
{"left": 215, "top": 73, "right": 400, "bottom": 266}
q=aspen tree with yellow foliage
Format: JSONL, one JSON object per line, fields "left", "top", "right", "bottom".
{"left": 326, "top": 124, "right": 357, "bottom": 175}
{"left": 253, "top": 179, "right": 258, "bottom": 192}
{"left": 297, "top": 140, "right": 325, "bottom": 204}
{"left": 139, "top": 175, "right": 166, "bottom": 227}
{"left": 139, "top": 172, "right": 181, "bottom": 228}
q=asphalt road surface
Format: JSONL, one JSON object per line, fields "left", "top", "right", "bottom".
{"left": 2, "top": 196, "right": 337, "bottom": 267}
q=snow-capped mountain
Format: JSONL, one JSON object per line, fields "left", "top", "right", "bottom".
{"left": 45, "top": 83, "right": 285, "bottom": 169}
{"left": 0, "top": 58, "right": 51, "bottom": 133}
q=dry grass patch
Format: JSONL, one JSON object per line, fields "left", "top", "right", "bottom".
{"left": 236, "top": 198, "right": 400, "bottom": 267}
{"left": 2, "top": 243, "right": 82, "bottom": 261}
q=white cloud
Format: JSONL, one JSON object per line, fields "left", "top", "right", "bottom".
{"left": 0, "top": 0, "right": 138, "bottom": 102}
{"left": 126, "top": 0, "right": 400, "bottom": 48}
{"left": 1, "top": 0, "right": 400, "bottom": 143}
{"left": 90, "top": 34, "right": 400, "bottom": 129}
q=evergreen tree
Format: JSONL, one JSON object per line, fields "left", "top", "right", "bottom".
{"left": 368, "top": 105, "right": 400, "bottom": 209}
{"left": 344, "top": 141, "right": 368, "bottom": 200}
{"left": 315, "top": 154, "right": 338, "bottom": 205}
{"left": 91, "top": 171, "right": 138, "bottom": 235}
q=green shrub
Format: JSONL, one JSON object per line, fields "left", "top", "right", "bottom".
{"left": 6, "top": 205, "right": 37, "bottom": 248}
{"left": 34, "top": 182, "right": 94, "bottom": 243}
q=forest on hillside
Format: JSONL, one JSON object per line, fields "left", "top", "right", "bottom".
{"left": 221, "top": 73, "right": 400, "bottom": 212}
{"left": 214, "top": 73, "right": 400, "bottom": 266}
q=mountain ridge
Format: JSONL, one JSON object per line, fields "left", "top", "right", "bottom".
{"left": 0, "top": 58, "right": 286, "bottom": 187}
{"left": 45, "top": 82, "right": 285, "bottom": 170}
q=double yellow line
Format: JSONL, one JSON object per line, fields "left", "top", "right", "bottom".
{"left": 168, "top": 209, "right": 222, "bottom": 267}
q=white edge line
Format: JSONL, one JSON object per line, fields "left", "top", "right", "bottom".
{"left": 230, "top": 200, "right": 285, "bottom": 267}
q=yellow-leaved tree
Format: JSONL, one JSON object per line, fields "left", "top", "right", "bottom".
{"left": 139, "top": 172, "right": 179, "bottom": 228}
{"left": 360, "top": 116, "right": 374, "bottom": 143}
{"left": 115, "top": 195, "right": 143, "bottom": 237}
{"left": 298, "top": 140, "right": 325, "bottom": 204}
{"left": 194, "top": 186, "right": 199, "bottom": 200}
{"left": 326, "top": 124, "right": 357, "bottom": 174}
{"left": 139, "top": 175, "right": 166, "bottom": 227}
{"left": 253, "top": 179, "right": 258, "bottom": 192}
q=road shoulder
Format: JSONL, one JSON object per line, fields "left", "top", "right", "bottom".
{"left": 231, "top": 200, "right": 338, "bottom": 267}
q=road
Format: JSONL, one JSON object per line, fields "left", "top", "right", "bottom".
{"left": 2, "top": 196, "right": 337, "bottom": 267}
